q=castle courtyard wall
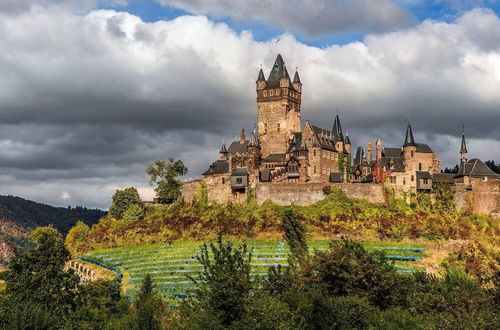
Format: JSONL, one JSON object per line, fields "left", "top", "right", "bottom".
{"left": 454, "top": 178, "right": 500, "bottom": 218}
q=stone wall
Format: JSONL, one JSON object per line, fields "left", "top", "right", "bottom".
{"left": 454, "top": 178, "right": 500, "bottom": 218}
{"left": 255, "top": 182, "right": 385, "bottom": 205}
{"left": 181, "top": 179, "right": 202, "bottom": 203}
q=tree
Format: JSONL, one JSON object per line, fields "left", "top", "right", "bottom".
{"left": 122, "top": 204, "right": 145, "bottom": 223}
{"left": 109, "top": 187, "right": 143, "bottom": 219}
{"left": 0, "top": 226, "right": 79, "bottom": 319}
{"left": 282, "top": 208, "right": 308, "bottom": 265}
{"left": 185, "top": 236, "right": 253, "bottom": 328}
{"left": 65, "top": 220, "right": 90, "bottom": 252}
{"left": 147, "top": 158, "right": 188, "bottom": 203}
{"left": 136, "top": 274, "right": 161, "bottom": 330}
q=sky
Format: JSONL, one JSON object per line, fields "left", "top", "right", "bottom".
{"left": 0, "top": 0, "right": 499, "bottom": 209}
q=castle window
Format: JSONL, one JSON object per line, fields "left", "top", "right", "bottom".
{"left": 277, "top": 123, "right": 280, "bottom": 132}
{"left": 263, "top": 91, "right": 267, "bottom": 97}
{"left": 419, "top": 163, "right": 422, "bottom": 171}
{"left": 411, "top": 175, "right": 414, "bottom": 182}
{"left": 222, "top": 177, "right": 225, "bottom": 184}
{"left": 264, "top": 123, "right": 268, "bottom": 133}
{"left": 313, "top": 150, "right": 316, "bottom": 157}
{"left": 403, "top": 178, "right": 406, "bottom": 185}
{"left": 314, "top": 165, "right": 317, "bottom": 174}
{"left": 411, "top": 151, "right": 414, "bottom": 158}
{"left": 423, "top": 178, "right": 429, "bottom": 185}
{"left": 236, "top": 178, "right": 243, "bottom": 184}
{"left": 270, "top": 90, "right": 273, "bottom": 96}
{"left": 390, "top": 176, "right": 396, "bottom": 184}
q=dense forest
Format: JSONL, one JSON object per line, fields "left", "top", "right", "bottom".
{"left": 0, "top": 195, "right": 106, "bottom": 266}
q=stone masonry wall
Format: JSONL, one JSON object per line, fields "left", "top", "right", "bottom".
{"left": 255, "top": 182, "right": 385, "bottom": 205}
{"left": 181, "top": 179, "right": 201, "bottom": 203}
{"left": 454, "top": 178, "right": 500, "bottom": 218}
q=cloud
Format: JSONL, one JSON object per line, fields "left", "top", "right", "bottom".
{"left": 0, "top": 6, "right": 499, "bottom": 208}
{"left": 153, "top": 0, "right": 415, "bottom": 36}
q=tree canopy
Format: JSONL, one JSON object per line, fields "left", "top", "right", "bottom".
{"left": 147, "top": 158, "right": 188, "bottom": 203}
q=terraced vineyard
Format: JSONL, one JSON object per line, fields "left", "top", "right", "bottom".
{"left": 85, "top": 240, "right": 426, "bottom": 302}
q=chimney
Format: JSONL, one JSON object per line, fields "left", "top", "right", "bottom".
{"left": 240, "top": 128, "right": 245, "bottom": 142}
{"left": 367, "top": 140, "right": 373, "bottom": 163}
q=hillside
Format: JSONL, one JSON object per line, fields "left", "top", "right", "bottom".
{"left": 0, "top": 195, "right": 106, "bottom": 266}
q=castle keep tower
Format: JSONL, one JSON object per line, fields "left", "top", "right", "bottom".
{"left": 256, "top": 54, "right": 302, "bottom": 157}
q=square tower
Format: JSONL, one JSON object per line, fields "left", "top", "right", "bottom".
{"left": 256, "top": 54, "right": 302, "bottom": 157}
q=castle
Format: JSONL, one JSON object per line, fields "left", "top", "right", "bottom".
{"left": 183, "top": 54, "right": 499, "bottom": 216}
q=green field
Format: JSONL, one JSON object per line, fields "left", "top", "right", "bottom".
{"left": 85, "top": 240, "right": 426, "bottom": 301}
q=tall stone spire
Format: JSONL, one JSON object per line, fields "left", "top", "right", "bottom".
{"left": 460, "top": 124, "right": 468, "bottom": 163}
{"left": 403, "top": 122, "right": 416, "bottom": 147}
{"left": 257, "top": 68, "right": 265, "bottom": 82}
{"left": 331, "top": 115, "right": 344, "bottom": 143}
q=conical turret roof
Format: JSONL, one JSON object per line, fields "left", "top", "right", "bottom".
{"left": 331, "top": 115, "right": 344, "bottom": 143}
{"left": 460, "top": 126, "right": 467, "bottom": 154}
{"left": 344, "top": 132, "right": 351, "bottom": 145}
{"left": 220, "top": 143, "right": 227, "bottom": 153}
{"left": 403, "top": 122, "right": 416, "bottom": 147}
{"left": 257, "top": 68, "right": 265, "bottom": 82}
{"left": 293, "top": 70, "right": 301, "bottom": 84}
{"left": 267, "top": 54, "right": 289, "bottom": 88}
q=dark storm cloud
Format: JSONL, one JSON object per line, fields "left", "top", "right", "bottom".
{"left": 0, "top": 6, "right": 499, "bottom": 208}
{"left": 154, "top": 0, "right": 415, "bottom": 36}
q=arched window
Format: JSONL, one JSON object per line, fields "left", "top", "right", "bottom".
{"left": 313, "top": 149, "right": 316, "bottom": 157}
{"left": 277, "top": 123, "right": 280, "bottom": 132}
{"left": 411, "top": 175, "right": 414, "bottom": 182}
{"left": 222, "top": 177, "right": 225, "bottom": 184}
{"left": 411, "top": 151, "right": 414, "bottom": 157}
{"left": 264, "top": 123, "right": 268, "bottom": 133}
{"left": 314, "top": 165, "right": 317, "bottom": 174}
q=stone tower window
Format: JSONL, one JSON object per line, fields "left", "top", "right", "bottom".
{"left": 314, "top": 165, "right": 317, "bottom": 174}
{"left": 411, "top": 151, "right": 414, "bottom": 157}
{"left": 277, "top": 123, "right": 280, "bottom": 132}
{"left": 403, "top": 178, "right": 406, "bottom": 185}
{"left": 263, "top": 91, "right": 267, "bottom": 97}
{"left": 270, "top": 90, "right": 273, "bottom": 96}
{"left": 411, "top": 175, "right": 414, "bottom": 182}
{"left": 264, "top": 123, "right": 268, "bottom": 133}
{"left": 313, "top": 150, "right": 316, "bottom": 157}
{"left": 222, "top": 177, "right": 225, "bottom": 184}
{"left": 419, "top": 163, "right": 422, "bottom": 171}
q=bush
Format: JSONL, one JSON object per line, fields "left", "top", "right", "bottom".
{"left": 122, "top": 204, "right": 145, "bottom": 223}
{"left": 109, "top": 187, "right": 143, "bottom": 220}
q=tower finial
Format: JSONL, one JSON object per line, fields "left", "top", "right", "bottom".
{"left": 460, "top": 124, "right": 468, "bottom": 163}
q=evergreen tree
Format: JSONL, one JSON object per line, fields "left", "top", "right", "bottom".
{"left": 282, "top": 208, "right": 308, "bottom": 265}
{"left": 136, "top": 274, "right": 160, "bottom": 330}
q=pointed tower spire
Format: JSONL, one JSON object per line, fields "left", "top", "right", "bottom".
{"left": 331, "top": 115, "right": 344, "bottom": 143}
{"left": 460, "top": 124, "right": 468, "bottom": 163}
{"left": 266, "top": 54, "right": 286, "bottom": 87}
{"left": 293, "top": 70, "right": 301, "bottom": 84}
{"left": 403, "top": 122, "right": 416, "bottom": 147}
{"left": 257, "top": 67, "right": 265, "bottom": 82}
{"left": 344, "top": 131, "right": 351, "bottom": 145}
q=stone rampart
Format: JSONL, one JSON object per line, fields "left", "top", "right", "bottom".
{"left": 181, "top": 179, "right": 202, "bottom": 203}
{"left": 454, "top": 178, "right": 500, "bottom": 218}
{"left": 255, "top": 182, "right": 385, "bottom": 205}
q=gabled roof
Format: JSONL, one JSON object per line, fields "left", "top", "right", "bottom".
{"left": 227, "top": 140, "right": 249, "bottom": 155}
{"left": 403, "top": 123, "right": 417, "bottom": 147}
{"left": 455, "top": 158, "right": 500, "bottom": 178}
{"left": 287, "top": 132, "right": 303, "bottom": 153}
{"left": 311, "top": 125, "right": 337, "bottom": 152}
{"left": 231, "top": 167, "right": 248, "bottom": 177}
{"left": 378, "top": 156, "right": 405, "bottom": 172}
{"left": 202, "top": 160, "right": 229, "bottom": 175}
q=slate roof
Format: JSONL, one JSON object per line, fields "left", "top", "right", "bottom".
{"left": 403, "top": 123, "right": 417, "bottom": 147}
{"left": 260, "top": 168, "right": 271, "bottom": 182}
{"left": 202, "top": 160, "right": 229, "bottom": 175}
{"left": 329, "top": 172, "right": 343, "bottom": 183}
{"left": 266, "top": 54, "right": 294, "bottom": 89}
{"left": 344, "top": 134, "right": 351, "bottom": 145}
{"left": 257, "top": 68, "right": 265, "bottom": 82}
{"left": 460, "top": 130, "right": 468, "bottom": 154}
{"left": 311, "top": 125, "right": 337, "bottom": 152}
{"left": 263, "top": 153, "right": 286, "bottom": 163}
{"left": 379, "top": 156, "right": 405, "bottom": 172}
{"left": 293, "top": 71, "right": 301, "bottom": 84}
{"left": 432, "top": 173, "right": 455, "bottom": 184}
{"left": 383, "top": 147, "right": 402, "bottom": 158}
{"left": 360, "top": 173, "right": 373, "bottom": 183}
{"left": 227, "top": 140, "right": 249, "bottom": 155}
{"left": 416, "top": 143, "right": 433, "bottom": 153}
{"left": 231, "top": 167, "right": 248, "bottom": 177}
{"left": 353, "top": 147, "right": 369, "bottom": 167}
{"left": 455, "top": 158, "right": 500, "bottom": 178}
{"left": 416, "top": 171, "right": 432, "bottom": 180}
{"left": 331, "top": 115, "right": 344, "bottom": 143}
